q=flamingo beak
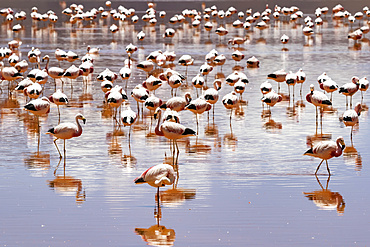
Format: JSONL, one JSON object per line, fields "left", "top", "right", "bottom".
{"left": 82, "top": 118, "right": 86, "bottom": 124}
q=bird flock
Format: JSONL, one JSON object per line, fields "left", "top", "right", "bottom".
{"left": 0, "top": 1, "right": 369, "bottom": 202}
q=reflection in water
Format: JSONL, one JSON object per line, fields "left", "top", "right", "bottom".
{"left": 304, "top": 176, "right": 345, "bottom": 215}
{"left": 48, "top": 159, "right": 86, "bottom": 204}
{"left": 135, "top": 202, "right": 176, "bottom": 247}
{"left": 24, "top": 151, "right": 50, "bottom": 177}
{"left": 343, "top": 145, "right": 362, "bottom": 171}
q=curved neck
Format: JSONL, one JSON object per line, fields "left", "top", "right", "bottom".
{"left": 155, "top": 110, "right": 164, "bottom": 136}
{"left": 335, "top": 139, "right": 344, "bottom": 157}
{"left": 74, "top": 117, "right": 83, "bottom": 137}
{"left": 44, "top": 57, "right": 50, "bottom": 70}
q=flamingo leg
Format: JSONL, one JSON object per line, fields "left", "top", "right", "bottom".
{"left": 315, "top": 159, "right": 325, "bottom": 175}
{"left": 53, "top": 138, "right": 62, "bottom": 158}
{"left": 325, "top": 160, "right": 331, "bottom": 176}
{"left": 63, "top": 139, "right": 66, "bottom": 158}
{"left": 230, "top": 109, "right": 233, "bottom": 134}
{"left": 57, "top": 105, "right": 61, "bottom": 124}
{"left": 128, "top": 126, "right": 132, "bottom": 156}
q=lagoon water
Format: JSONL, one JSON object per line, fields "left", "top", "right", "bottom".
{"left": 0, "top": 1, "right": 370, "bottom": 246}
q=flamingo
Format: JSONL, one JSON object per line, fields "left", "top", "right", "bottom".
{"left": 27, "top": 68, "right": 42, "bottom": 82}
{"left": 304, "top": 136, "right": 345, "bottom": 175}
{"left": 66, "top": 50, "right": 79, "bottom": 63}
{"left": 246, "top": 56, "right": 260, "bottom": 68}
{"left": 199, "top": 62, "right": 213, "bottom": 85}
{"left": 234, "top": 80, "right": 247, "bottom": 101}
{"left": 231, "top": 50, "right": 244, "bottom": 64}
{"left": 121, "top": 104, "right": 137, "bottom": 152}
{"left": 203, "top": 79, "right": 221, "bottom": 120}
{"left": 342, "top": 103, "right": 362, "bottom": 144}
{"left": 24, "top": 96, "right": 51, "bottom": 150}
{"left": 192, "top": 74, "right": 205, "bottom": 97}
{"left": 119, "top": 66, "right": 131, "bottom": 89}
{"left": 155, "top": 108, "right": 196, "bottom": 164}
{"left": 63, "top": 65, "right": 82, "bottom": 90}
{"left": 145, "top": 95, "right": 162, "bottom": 131}
{"left": 178, "top": 55, "right": 194, "bottom": 81}
{"left": 49, "top": 89, "right": 69, "bottom": 124}
{"left": 280, "top": 34, "right": 289, "bottom": 48}
{"left": 0, "top": 61, "right": 23, "bottom": 92}
{"left": 339, "top": 76, "right": 360, "bottom": 108}
{"left": 225, "top": 71, "right": 240, "bottom": 86}
{"left": 222, "top": 91, "right": 239, "bottom": 132}
{"left": 96, "top": 68, "right": 118, "bottom": 82}
{"left": 101, "top": 80, "right": 113, "bottom": 95}
{"left": 285, "top": 71, "right": 297, "bottom": 99}
{"left": 131, "top": 84, "right": 149, "bottom": 118}
{"left": 267, "top": 69, "right": 287, "bottom": 93}
{"left": 185, "top": 96, "right": 212, "bottom": 134}
{"left": 142, "top": 75, "right": 162, "bottom": 94}
{"left": 359, "top": 77, "right": 369, "bottom": 103}
{"left": 261, "top": 90, "right": 282, "bottom": 114}
{"left": 41, "top": 55, "right": 64, "bottom": 89}
{"left": 46, "top": 113, "right": 86, "bottom": 158}
{"left": 27, "top": 47, "right": 41, "bottom": 69}
{"left": 160, "top": 92, "right": 192, "bottom": 112}
{"left": 319, "top": 78, "right": 338, "bottom": 102}
{"left": 125, "top": 43, "right": 137, "bottom": 68}
{"left": 79, "top": 60, "right": 94, "bottom": 85}
{"left": 55, "top": 48, "right": 67, "bottom": 67}
{"left": 168, "top": 74, "right": 183, "bottom": 96}
{"left": 134, "top": 163, "right": 176, "bottom": 207}
{"left": 15, "top": 78, "right": 33, "bottom": 93}
{"left": 24, "top": 82, "right": 43, "bottom": 100}
{"left": 15, "top": 60, "right": 29, "bottom": 75}
{"left": 137, "top": 60, "right": 154, "bottom": 78}
{"left": 296, "top": 68, "right": 306, "bottom": 96}
{"left": 106, "top": 85, "right": 128, "bottom": 124}
{"left": 306, "top": 84, "right": 332, "bottom": 133}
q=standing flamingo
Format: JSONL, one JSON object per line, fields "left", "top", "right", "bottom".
{"left": 304, "top": 136, "right": 345, "bottom": 175}
{"left": 319, "top": 78, "right": 338, "bottom": 102}
{"left": 160, "top": 92, "right": 192, "bottom": 112}
{"left": 296, "top": 68, "right": 306, "bottom": 96}
{"left": 306, "top": 84, "right": 332, "bottom": 133}
{"left": 185, "top": 96, "right": 212, "bottom": 134}
{"left": 359, "top": 77, "right": 369, "bottom": 103}
{"left": 342, "top": 103, "right": 362, "bottom": 144}
{"left": 339, "top": 76, "right": 360, "bottom": 108}
{"left": 46, "top": 113, "right": 86, "bottom": 158}
{"left": 131, "top": 84, "right": 150, "bottom": 118}
{"left": 267, "top": 69, "right": 287, "bottom": 93}
{"left": 49, "top": 89, "right": 68, "bottom": 124}
{"left": 134, "top": 163, "right": 176, "bottom": 208}
{"left": 261, "top": 90, "right": 282, "bottom": 116}
{"left": 24, "top": 96, "right": 51, "bottom": 150}
{"left": 121, "top": 104, "right": 137, "bottom": 153}
{"left": 42, "top": 55, "right": 64, "bottom": 90}
{"left": 222, "top": 91, "right": 239, "bottom": 133}
{"left": 155, "top": 108, "right": 196, "bottom": 165}
{"left": 203, "top": 79, "right": 221, "bottom": 121}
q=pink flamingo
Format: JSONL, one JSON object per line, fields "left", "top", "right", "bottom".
{"left": 342, "top": 103, "right": 362, "bottom": 144}
{"left": 46, "top": 113, "right": 86, "bottom": 158}
{"left": 339, "top": 76, "right": 360, "bottom": 108}
{"left": 304, "top": 136, "right": 345, "bottom": 175}
{"left": 134, "top": 163, "right": 176, "bottom": 207}
{"left": 306, "top": 84, "right": 332, "bottom": 133}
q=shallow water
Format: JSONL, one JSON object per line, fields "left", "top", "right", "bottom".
{"left": 0, "top": 1, "right": 370, "bottom": 246}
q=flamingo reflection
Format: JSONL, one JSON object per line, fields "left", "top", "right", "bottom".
{"left": 135, "top": 197, "right": 175, "bottom": 247}
{"left": 24, "top": 151, "right": 50, "bottom": 176}
{"left": 303, "top": 176, "right": 345, "bottom": 215}
{"left": 48, "top": 158, "right": 86, "bottom": 204}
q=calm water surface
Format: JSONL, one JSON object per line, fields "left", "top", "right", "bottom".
{"left": 0, "top": 0, "right": 370, "bottom": 246}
